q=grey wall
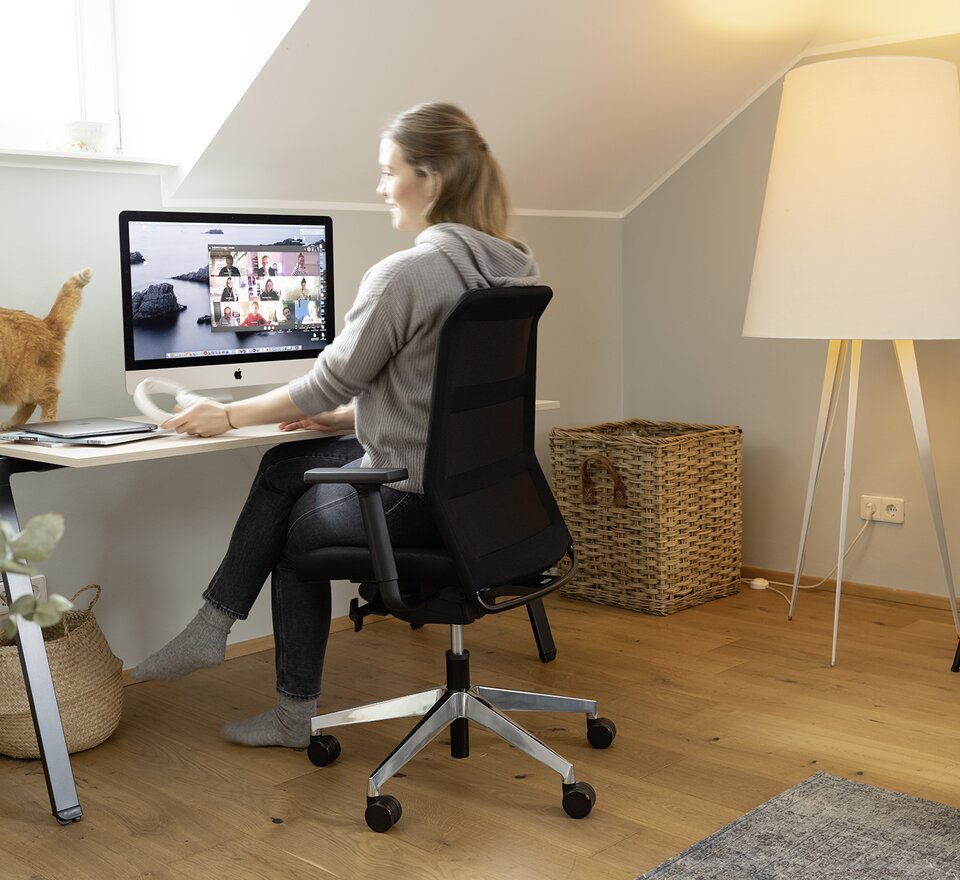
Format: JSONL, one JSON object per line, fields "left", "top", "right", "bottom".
{"left": 622, "top": 33, "right": 960, "bottom": 599}
{"left": 0, "top": 164, "right": 621, "bottom": 668}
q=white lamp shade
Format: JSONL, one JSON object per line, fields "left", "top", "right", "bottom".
{"left": 744, "top": 56, "right": 960, "bottom": 340}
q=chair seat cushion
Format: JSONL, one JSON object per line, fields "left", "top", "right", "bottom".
{"left": 296, "top": 546, "right": 459, "bottom": 586}
{"left": 296, "top": 546, "right": 482, "bottom": 625}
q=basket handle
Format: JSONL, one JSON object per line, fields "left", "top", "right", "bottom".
{"left": 580, "top": 454, "right": 627, "bottom": 507}
{"left": 61, "top": 584, "right": 101, "bottom": 640}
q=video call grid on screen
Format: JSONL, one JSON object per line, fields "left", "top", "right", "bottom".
{"left": 120, "top": 211, "right": 334, "bottom": 372}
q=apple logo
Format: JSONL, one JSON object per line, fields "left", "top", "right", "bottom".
{"left": 233, "top": 369, "right": 243, "bottom": 380}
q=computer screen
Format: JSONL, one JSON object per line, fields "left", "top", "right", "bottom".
{"left": 119, "top": 210, "right": 334, "bottom": 394}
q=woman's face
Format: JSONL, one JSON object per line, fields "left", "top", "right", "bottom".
{"left": 265, "top": 279, "right": 273, "bottom": 290}
{"left": 377, "top": 138, "right": 433, "bottom": 232}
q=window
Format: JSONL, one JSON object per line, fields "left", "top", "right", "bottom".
{"left": 0, "top": 0, "right": 118, "bottom": 154}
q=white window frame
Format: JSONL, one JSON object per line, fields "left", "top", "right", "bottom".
{"left": 0, "top": 0, "right": 120, "bottom": 155}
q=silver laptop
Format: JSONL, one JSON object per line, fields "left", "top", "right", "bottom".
{"left": 14, "top": 418, "right": 158, "bottom": 439}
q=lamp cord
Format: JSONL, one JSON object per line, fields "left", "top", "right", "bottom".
{"left": 741, "top": 511, "right": 876, "bottom": 606}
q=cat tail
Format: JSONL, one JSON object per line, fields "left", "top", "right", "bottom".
{"left": 45, "top": 268, "right": 92, "bottom": 336}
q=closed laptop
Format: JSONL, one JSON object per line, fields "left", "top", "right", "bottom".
{"left": 15, "top": 418, "right": 158, "bottom": 439}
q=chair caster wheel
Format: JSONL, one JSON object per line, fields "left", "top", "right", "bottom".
{"left": 562, "top": 781, "right": 596, "bottom": 819}
{"left": 307, "top": 734, "right": 341, "bottom": 767}
{"left": 587, "top": 716, "right": 617, "bottom": 749}
{"left": 365, "top": 794, "right": 402, "bottom": 832}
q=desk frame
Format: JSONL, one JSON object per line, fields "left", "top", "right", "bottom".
{"left": 0, "top": 457, "right": 81, "bottom": 824}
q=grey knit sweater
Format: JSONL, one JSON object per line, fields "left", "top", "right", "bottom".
{"left": 287, "top": 223, "right": 539, "bottom": 493}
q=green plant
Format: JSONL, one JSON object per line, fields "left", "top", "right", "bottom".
{"left": 0, "top": 513, "right": 72, "bottom": 638}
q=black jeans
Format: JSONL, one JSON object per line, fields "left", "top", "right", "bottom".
{"left": 202, "top": 435, "right": 443, "bottom": 699}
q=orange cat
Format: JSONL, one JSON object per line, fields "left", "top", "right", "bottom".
{"left": 0, "top": 268, "right": 92, "bottom": 430}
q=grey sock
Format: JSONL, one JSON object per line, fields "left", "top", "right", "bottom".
{"left": 132, "top": 603, "right": 233, "bottom": 681}
{"left": 221, "top": 693, "right": 316, "bottom": 748}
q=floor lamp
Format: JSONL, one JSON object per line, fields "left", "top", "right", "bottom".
{"left": 743, "top": 56, "right": 960, "bottom": 668}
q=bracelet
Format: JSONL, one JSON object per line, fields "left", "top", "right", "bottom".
{"left": 224, "top": 404, "right": 236, "bottom": 430}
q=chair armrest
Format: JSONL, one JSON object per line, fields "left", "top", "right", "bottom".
{"left": 302, "top": 465, "right": 413, "bottom": 612}
{"left": 304, "top": 467, "right": 408, "bottom": 486}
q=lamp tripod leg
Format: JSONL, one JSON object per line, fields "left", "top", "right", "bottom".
{"left": 893, "top": 340, "right": 960, "bottom": 669}
{"left": 790, "top": 340, "right": 848, "bottom": 620}
{"left": 830, "top": 341, "right": 861, "bottom": 667}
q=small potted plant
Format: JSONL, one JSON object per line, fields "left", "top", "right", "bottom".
{"left": 0, "top": 513, "right": 122, "bottom": 758}
{"left": 0, "top": 513, "right": 72, "bottom": 637}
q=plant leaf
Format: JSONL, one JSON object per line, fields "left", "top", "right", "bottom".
{"left": 9, "top": 595, "right": 37, "bottom": 617}
{"left": 9, "top": 513, "right": 64, "bottom": 562}
{"left": 1, "top": 617, "right": 17, "bottom": 639}
{"left": 47, "top": 594, "right": 73, "bottom": 613}
{"left": 0, "top": 559, "right": 37, "bottom": 575}
{"left": 0, "top": 519, "right": 13, "bottom": 553}
{"left": 30, "top": 602, "right": 64, "bottom": 627}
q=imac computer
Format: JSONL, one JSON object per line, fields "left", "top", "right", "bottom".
{"left": 119, "top": 210, "right": 334, "bottom": 395}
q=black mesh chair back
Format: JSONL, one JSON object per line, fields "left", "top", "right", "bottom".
{"left": 424, "top": 285, "right": 571, "bottom": 607}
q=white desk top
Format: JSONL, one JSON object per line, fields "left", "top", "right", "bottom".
{"left": 0, "top": 422, "right": 335, "bottom": 468}
{"left": 0, "top": 401, "right": 560, "bottom": 469}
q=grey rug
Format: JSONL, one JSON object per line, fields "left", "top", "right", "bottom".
{"left": 638, "top": 771, "right": 960, "bottom": 879}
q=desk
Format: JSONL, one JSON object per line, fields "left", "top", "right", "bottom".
{"left": 0, "top": 402, "right": 560, "bottom": 823}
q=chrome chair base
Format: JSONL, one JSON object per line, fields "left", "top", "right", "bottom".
{"left": 311, "top": 682, "right": 598, "bottom": 797}
{"left": 307, "top": 624, "right": 614, "bottom": 830}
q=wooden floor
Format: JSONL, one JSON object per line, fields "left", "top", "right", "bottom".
{"left": 2, "top": 586, "right": 960, "bottom": 879}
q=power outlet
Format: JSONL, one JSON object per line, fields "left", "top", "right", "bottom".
{"left": 860, "top": 495, "right": 905, "bottom": 523}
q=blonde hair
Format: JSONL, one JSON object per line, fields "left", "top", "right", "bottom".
{"left": 384, "top": 102, "right": 510, "bottom": 240}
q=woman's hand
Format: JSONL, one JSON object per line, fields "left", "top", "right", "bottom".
{"left": 162, "top": 398, "right": 231, "bottom": 437}
{"left": 279, "top": 405, "right": 355, "bottom": 434}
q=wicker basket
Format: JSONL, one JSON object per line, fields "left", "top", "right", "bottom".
{"left": 0, "top": 585, "right": 123, "bottom": 758}
{"left": 550, "top": 420, "right": 742, "bottom": 615}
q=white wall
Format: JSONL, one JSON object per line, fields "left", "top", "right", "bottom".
{"left": 621, "top": 33, "right": 960, "bottom": 599}
{"left": 0, "top": 164, "right": 621, "bottom": 669}
{"left": 512, "top": 215, "right": 624, "bottom": 465}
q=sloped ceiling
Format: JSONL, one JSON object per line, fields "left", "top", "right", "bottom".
{"left": 167, "top": 0, "right": 960, "bottom": 216}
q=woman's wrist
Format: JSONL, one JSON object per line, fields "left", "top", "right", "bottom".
{"left": 223, "top": 404, "right": 237, "bottom": 430}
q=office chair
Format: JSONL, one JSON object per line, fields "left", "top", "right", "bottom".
{"left": 296, "top": 285, "right": 616, "bottom": 832}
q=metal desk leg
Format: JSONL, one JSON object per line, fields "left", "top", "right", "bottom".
{"left": 0, "top": 458, "right": 81, "bottom": 824}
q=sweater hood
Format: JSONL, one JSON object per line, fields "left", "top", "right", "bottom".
{"left": 416, "top": 223, "right": 539, "bottom": 289}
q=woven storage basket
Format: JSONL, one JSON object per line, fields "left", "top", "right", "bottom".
{"left": 550, "top": 420, "right": 742, "bottom": 615}
{"left": 0, "top": 584, "right": 123, "bottom": 758}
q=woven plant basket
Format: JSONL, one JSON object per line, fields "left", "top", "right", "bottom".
{"left": 0, "top": 584, "right": 123, "bottom": 759}
{"left": 550, "top": 420, "right": 742, "bottom": 615}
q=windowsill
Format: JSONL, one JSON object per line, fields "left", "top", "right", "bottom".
{"left": 0, "top": 147, "right": 178, "bottom": 173}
